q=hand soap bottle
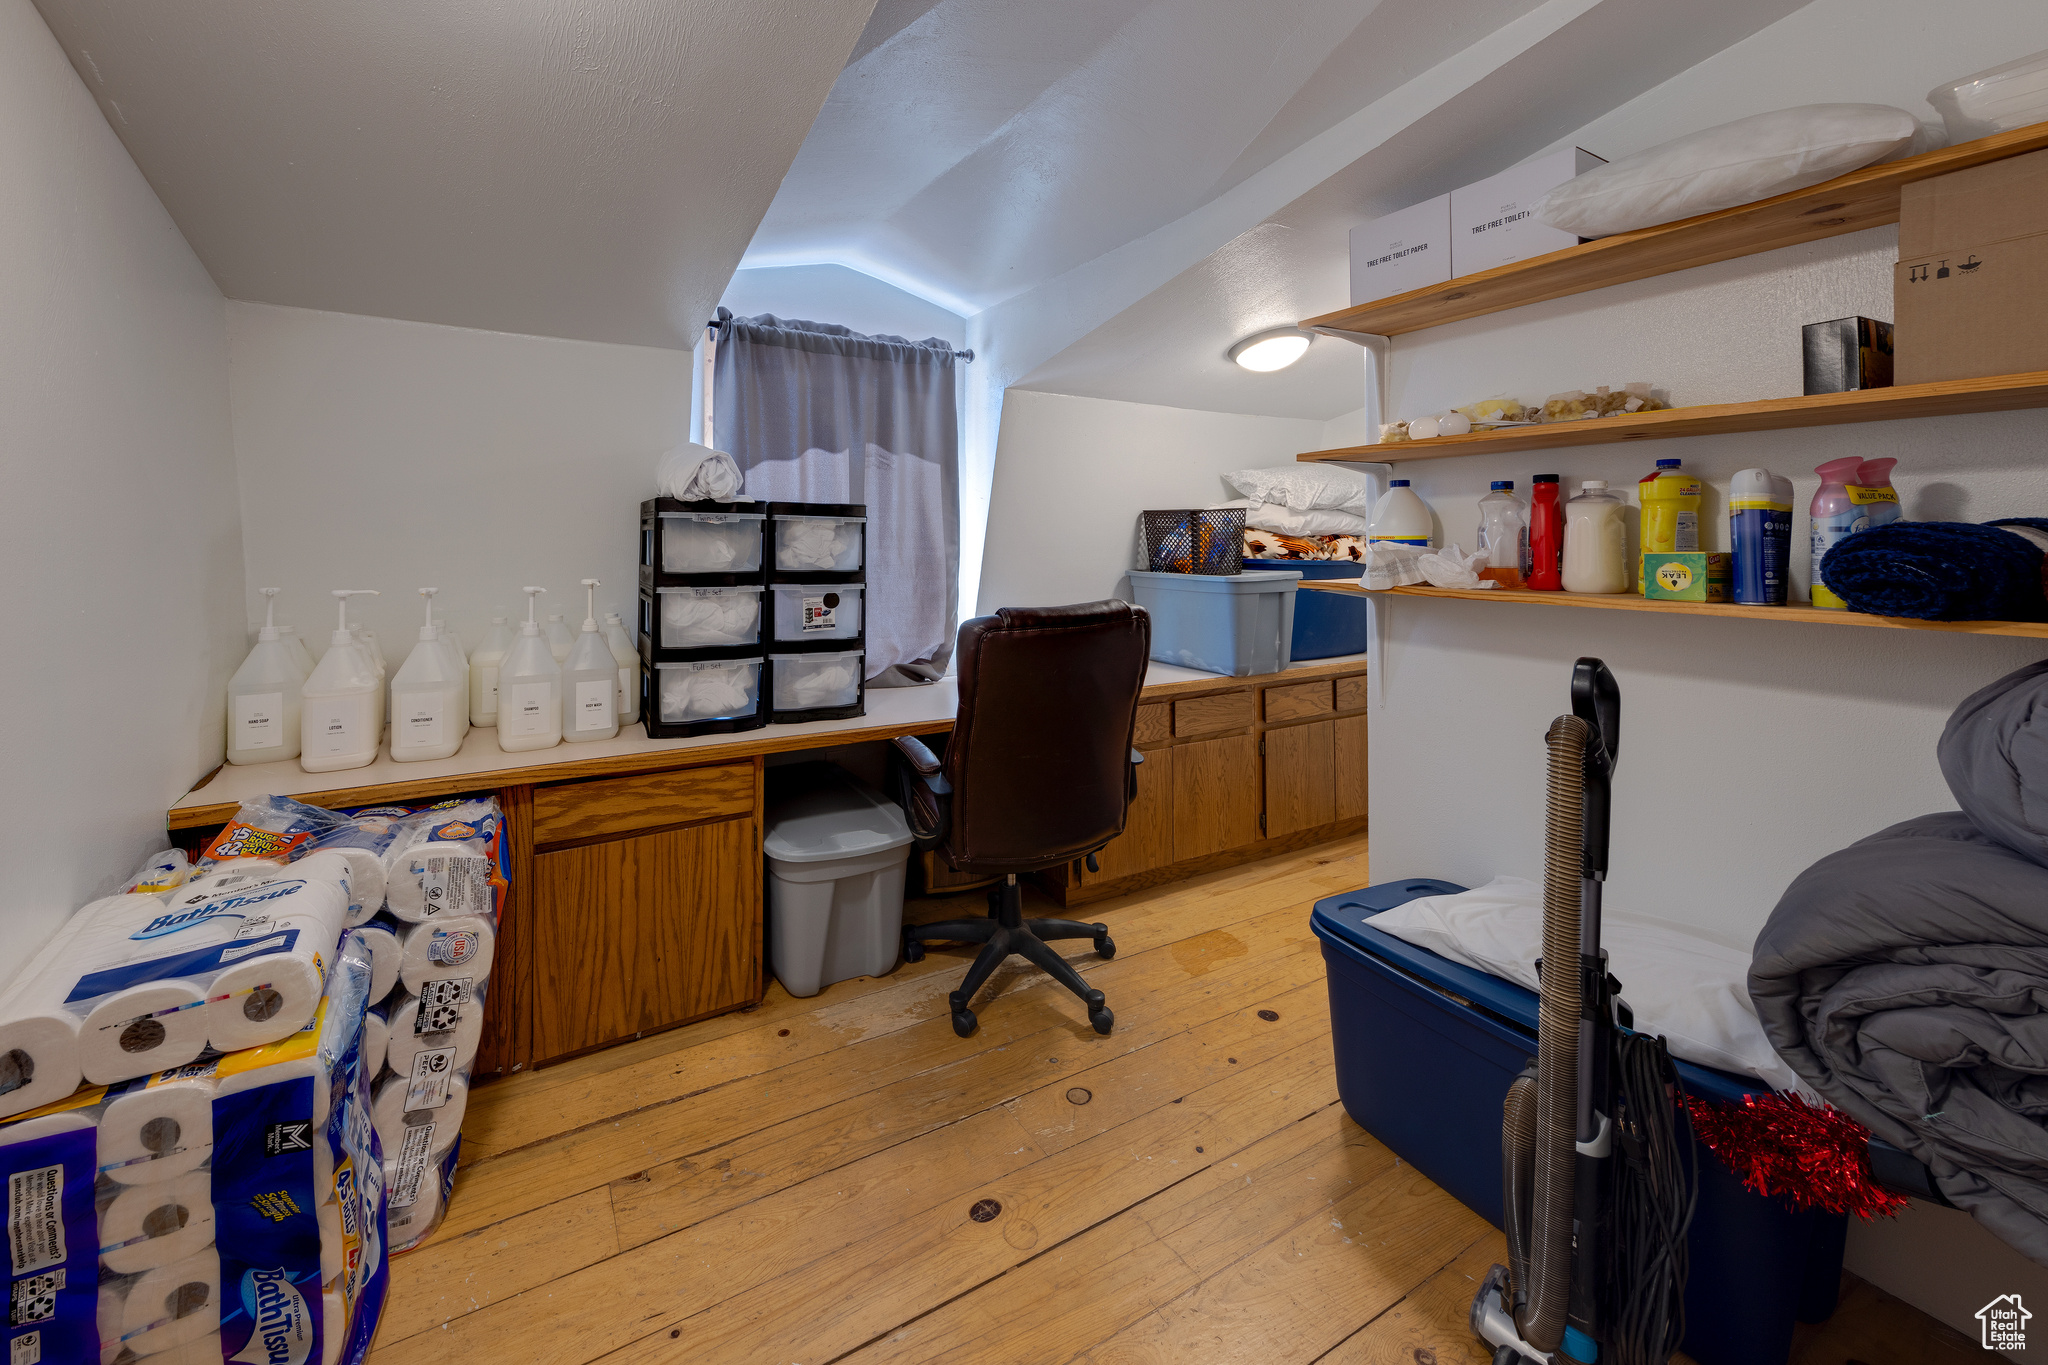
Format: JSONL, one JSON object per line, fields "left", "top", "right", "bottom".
{"left": 430, "top": 607, "right": 470, "bottom": 744}
{"left": 390, "top": 588, "right": 464, "bottom": 763}
{"left": 226, "top": 588, "right": 304, "bottom": 765}
{"left": 563, "top": 579, "right": 620, "bottom": 743}
{"left": 497, "top": 587, "right": 563, "bottom": 753}
{"left": 300, "top": 590, "right": 382, "bottom": 772}
{"left": 544, "top": 610, "right": 576, "bottom": 664}
{"left": 604, "top": 610, "right": 642, "bottom": 727}
{"left": 469, "top": 611, "right": 514, "bottom": 727}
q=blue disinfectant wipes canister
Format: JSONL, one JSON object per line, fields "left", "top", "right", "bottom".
{"left": 1730, "top": 467, "right": 1794, "bottom": 605}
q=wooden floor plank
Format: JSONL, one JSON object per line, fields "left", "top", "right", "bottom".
{"left": 1313, "top": 1234, "right": 1502, "bottom": 1365}
{"left": 378, "top": 1187, "right": 618, "bottom": 1343}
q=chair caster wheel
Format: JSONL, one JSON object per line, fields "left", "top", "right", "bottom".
{"left": 1094, "top": 934, "right": 1116, "bottom": 959}
{"left": 952, "top": 1008, "right": 978, "bottom": 1038}
{"left": 1089, "top": 1005, "right": 1115, "bottom": 1036}
{"left": 903, "top": 933, "right": 925, "bottom": 964}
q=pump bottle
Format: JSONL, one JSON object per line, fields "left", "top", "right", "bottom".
{"left": 226, "top": 588, "right": 305, "bottom": 765}
{"left": 497, "top": 588, "right": 563, "bottom": 753}
{"left": 300, "top": 590, "right": 382, "bottom": 772}
{"left": 276, "top": 623, "right": 315, "bottom": 678}
{"left": 544, "top": 611, "right": 576, "bottom": 664}
{"left": 604, "top": 611, "right": 642, "bottom": 727}
{"left": 469, "top": 611, "right": 514, "bottom": 727}
{"left": 430, "top": 610, "right": 469, "bottom": 744}
{"left": 390, "top": 588, "right": 465, "bottom": 763}
{"left": 563, "top": 579, "right": 620, "bottom": 742}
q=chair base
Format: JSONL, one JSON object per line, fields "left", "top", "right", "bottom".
{"left": 903, "top": 876, "right": 1116, "bottom": 1036}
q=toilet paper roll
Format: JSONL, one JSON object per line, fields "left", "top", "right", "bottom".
{"left": 100, "top": 1172, "right": 216, "bottom": 1275}
{"left": 130, "top": 1330, "right": 224, "bottom": 1365}
{"left": 100, "top": 1077, "right": 214, "bottom": 1185}
{"left": 383, "top": 1164, "right": 442, "bottom": 1247}
{"left": 372, "top": 1071, "right": 468, "bottom": 1172}
{"left": 99, "top": 1280, "right": 126, "bottom": 1365}
{"left": 119, "top": 1247, "right": 221, "bottom": 1354}
{"left": 1, "top": 1110, "right": 94, "bottom": 1147}
{"left": 158, "top": 862, "right": 282, "bottom": 916}
{"left": 383, "top": 992, "right": 481, "bottom": 1076}
{"left": 383, "top": 842, "right": 495, "bottom": 922}
{"left": 80, "top": 980, "right": 211, "bottom": 1085}
{"left": 203, "top": 853, "right": 350, "bottom": 1052}
{"left": 319, "top": 1199, "right": 343, "bottom": 1283}
{"left": 216, "top": 1054, "right": 330, "bottom": 1129}
{"left": 322, "top": 1289, "right": 346, "bottom": 1365}
{"left": 328, "top": 847, "right": 386, "bottom": 928}
{"left": 397, "top": 915, "right": 495, "bottom": 995}
{"left": 363, "top": 1005, "right": 390, "bottom": 1077}
{"left": 0, "top": 894, "right": 124, "bottom": 1120}
{"left": 315, "top": 1124, "right": 333, "bottom": 1198}
{"left": 358, "top": 921, "right": 401, "bottom": 1002}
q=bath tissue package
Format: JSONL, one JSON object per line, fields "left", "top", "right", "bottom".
{"left": 196, "top": 796, "right": 401, "bottom": 928}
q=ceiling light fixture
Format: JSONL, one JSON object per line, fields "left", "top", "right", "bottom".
{"left": 1228, "top": 327, "right": 1314, "bottom": 372}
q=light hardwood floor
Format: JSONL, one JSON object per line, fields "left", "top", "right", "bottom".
{"left": 367, "top": 834, "right": 1979, "bottom": 1365}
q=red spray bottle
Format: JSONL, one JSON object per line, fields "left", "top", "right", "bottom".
{"left": 1527, "top": 474, "right": 1564, "bottom": 590}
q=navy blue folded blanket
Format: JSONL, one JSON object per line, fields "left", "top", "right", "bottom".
{"left": 1821, "top": 518, "right": 2048, "bottom": 621}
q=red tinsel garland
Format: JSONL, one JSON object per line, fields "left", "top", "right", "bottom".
{"left": 1684, "top": 1092, "right": 1910, "bottom": 1220}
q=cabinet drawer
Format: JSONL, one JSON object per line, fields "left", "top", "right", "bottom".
{"left": 1134, "top": 702, "right": 1171, "bottom": 746}
{"left": 1264, "top": 680, "right": 1334, "bottom": 723}
{"left": 1334, "top": 673, "right": 1368, "bottom": 712}
{"left": 1173, "top": 690, "right": 1253, "bottom": 738}
{"left": 533, "top": 762, "right": 756, "bottom": 846}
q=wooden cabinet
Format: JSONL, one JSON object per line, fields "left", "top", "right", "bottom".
{"left": 1334, "top": 714, "right": 1368, "bottom": 821}
{"left": 1173, "top": 691, "right": 1253, "bottom": 737}
{"left": 1263, "top": 680, "right": 1333, "bottom": 723}
{"left": 1082, "top": 745, "right": 1175, "bottom": 885}
{"left": 1173, "top": 734, "right": 1262, "bottom": 860}
{"left": 529, "top": 816, "right": 760, "bottom": 1063}
{"left": 1264, "top": 719, "right": 1336, "bottom": 839}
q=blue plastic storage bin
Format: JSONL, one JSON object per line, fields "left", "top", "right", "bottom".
{"left": 1244, "top": 558, "right": 1367, "bottom": 660}
{"left": 1312, "top": 878, "right": 1845, "bottom": 1365}
{"left": 1126, "top": 568, "right": 1298, "bottom": 676}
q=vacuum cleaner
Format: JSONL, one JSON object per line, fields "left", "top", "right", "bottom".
{"left": 1471, "top": 658, "right": 1698, "bottom": 1365}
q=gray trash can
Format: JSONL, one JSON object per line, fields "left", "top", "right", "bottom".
{"left": 764, "top": 763, "right": 915, "bottom": 998}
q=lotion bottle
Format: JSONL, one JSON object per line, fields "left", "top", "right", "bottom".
{"left": 604, "top": 610, "right": 642, "bottom": 727}
{"left": 226, "top": 588, "right": 304, "bottom": 765}
{"left": 390, "top": 588, "right": 464, "bottom": 763}
{"left": 563, "top": 579, "right": 620, "bottom": 742}
{"left": 497, "top": 587, "right": 562, "bottom": 753}
{"left": 299, "top": 590, "right": 382, "bottom": 772}
{"left": 430, "top": 609, "right": 470, "bottom": 744}
{"left": 544, "top": 611, "right": 576, "bottom": 664}
{"left": 276, "top": 623, "right": 315, "bottom": 678}
{"left": 469, "top": 611, "right": 513, "bottom": 727}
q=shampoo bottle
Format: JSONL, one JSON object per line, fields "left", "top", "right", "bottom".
{"left": 1809, "top": 457, "right": 1865, "bottom": 609}
{"left": 1367, "top": 479, "right": 1433, "bottom": 547}
{"left": 469, "top": 611, "right": 513, "bottom": 727}
{"left": 563, "top": 579, "right": 620, "bottom": 743}
{"left": 544, "top": 611, "right": 576, "bottom": 664}
{"left": 497, "top": 587, "right": 562, "bottom": 753}
{"left": 1526, "top": 475, "right": 1564, "bottom": 590}
{"left": 390, "top": 588, "right": 464, "bottom": 763}
{"left": 226, "top": 588, "right": 304, "bottom": 765}
{"left": 1730, "top": 468, "right": 1794, "bottom": 605}
{"left": 299, "top": 590, "right": 382, "bottom": 772}
{"left": 604, "top": 611, "right": 642, "bottom": 727}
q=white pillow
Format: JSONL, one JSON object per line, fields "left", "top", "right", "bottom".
{"left": 1213, "top": 501, "right": 1373, "bottom": 536}
{"left": 1224, "top": 464, "right": 1377, "bottom": 512}
{"left": 1367, "top": 876, "right": 1810, "bottom": 1096}
{"left": 1534, "top": 104, "right": 1918, "bottom": 239}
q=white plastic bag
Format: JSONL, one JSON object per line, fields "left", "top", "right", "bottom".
{"left": 1416, "top": 543, "right": 1497, "bottom": 590}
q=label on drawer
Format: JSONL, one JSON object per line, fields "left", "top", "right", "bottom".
{"left": 802, "top": 593, "right": 839, "bottom": 631}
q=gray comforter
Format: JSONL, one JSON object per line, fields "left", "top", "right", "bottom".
{"left": 1751, "top": 660, "right": 2048, "bottom": 1264}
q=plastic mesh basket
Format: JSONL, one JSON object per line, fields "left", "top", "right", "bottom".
{"left": 1139, "top": 508, "right": 1245, "bottom": 575}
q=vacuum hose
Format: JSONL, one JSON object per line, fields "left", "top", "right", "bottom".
{"left": 1500, "top": 1070, "right": 1538, "bottom": 1318}
{"left": 1515, "top": 713, "right": 1591, "bottom": 1352}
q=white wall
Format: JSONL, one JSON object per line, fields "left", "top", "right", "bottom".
{"left": 228, "top": 303, "right": 692, "bottom": 656}
{"left": 1365, "top": 0, "right": 2048, "bottom": 1334}
{"left": 720, "top": 264, "right": 966, "bottom": 347}
{"left": 977, "top": 390, "right": 1326, "bottom": 614}
{"left": 0, "top": 0, "right": 239, "bottom": 948}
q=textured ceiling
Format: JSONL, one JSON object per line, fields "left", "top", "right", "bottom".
{"left": 30, "top": 0, "right": 877, "bottom": 349}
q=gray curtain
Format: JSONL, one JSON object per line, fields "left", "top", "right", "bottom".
{"left": 713, "top": 310, "right": 960, "bottom": 686}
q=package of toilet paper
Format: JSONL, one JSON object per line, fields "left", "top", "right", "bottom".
{"left": 1, "top": 1109, "right": 100, "bottom": 1365}
{"left": 196, "top": 796, "right": 403, "bottom": 929}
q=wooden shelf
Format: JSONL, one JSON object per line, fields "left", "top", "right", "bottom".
{"left": 1302, "top": 581, "right": 2048, "bottom": 639}
{"left": 1296, "top": 369, "right": 2048, "bottom": 462}
{"left": 1300, "top": 121, "right": 2048, "bottom": 340}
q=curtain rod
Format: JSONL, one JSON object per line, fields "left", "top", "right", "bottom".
{"left": 706, "top": 319, "right": 972, "bottom": 362}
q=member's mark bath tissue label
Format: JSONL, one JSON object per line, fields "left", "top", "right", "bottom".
{"left": 227, "top": 1268, "right": 316, "bottom": 1365}
{"left": 6, "top": 1167, "right": 64, "bottom": 1275}
{"left": 215, "top": 1074, "right": 323, "bottom": 1365}
{"left": 2, "top": 1129, "right": 95, "bottom": 1365}
{"left": 418, "top": 860, "right": 490, "bottom": 919}
{"left": 415, "top": 978, "right": 474, "bottom": 1032}
{"left": 403, "top": 1048, "right": 457, "bottom": 1111}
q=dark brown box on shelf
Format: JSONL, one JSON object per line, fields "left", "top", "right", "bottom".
{"left": 1894, "top": 148, "right": 2048, "bottom": 385}
{"left": 1802, "top": 316, "right": 1893, "bottom": 394}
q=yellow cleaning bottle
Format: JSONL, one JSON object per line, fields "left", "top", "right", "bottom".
{"left": 1637, "top": 457, "right": 1702, "bottom": 593}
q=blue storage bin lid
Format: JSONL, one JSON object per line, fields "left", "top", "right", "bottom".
{"left": 1312, "top": 879, "right": 1770, "bottom": 1105}
{"left": 1243, "top": 557, "right": 1363, "bottom": 580}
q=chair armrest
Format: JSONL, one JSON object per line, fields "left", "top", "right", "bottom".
{"left": 1131, "top": 748, "right": 1144, "bottom": 766}
{"left": 892, "top": 735, "right": 950, "bottom": 793}
{"left": 888, "top": 734, "right": 950, "bottom": 848}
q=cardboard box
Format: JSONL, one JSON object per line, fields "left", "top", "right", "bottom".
{"left": 1643, "top": 552, "right": 1730, "bottom": 603}
{"left": 1349, "top": 195, "right": 1452, "bottom": 305}
{"left": 1894, "top": 148, "right": 2048, "bottom": 384}
{"left": 1451, "top": 147, "right": 1606, "bottom": 276}
{"left": 1803, "top": 316, "right": 1894, "bottom": 394}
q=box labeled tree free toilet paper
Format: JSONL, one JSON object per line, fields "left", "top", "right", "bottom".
{"left": 1349, "top": 195, "right": 1452, "bottom": 304}
{"left": 1894, "top": 148, "right": 2048, "bottom": 384}
{"left": 1452, "top": 147, "right": 1606, "bottom": 275}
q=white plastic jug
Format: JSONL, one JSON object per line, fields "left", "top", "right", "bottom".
{"left": 390, "top": 589, "right": 464, "bottom": 763}
{"left": 543, "top": 611, "right": 576, "bottom": 664}
{"left": 226, "top": 588, "right": 303, "bottom": 765}
{"left": 300, "top": 590, "right": 382, "bottom": 772}
{"left": 604, "top": 611, "right": 641, "bottom": 726}
{"left": 469, "top": 612, "right": 513, "bottom": 727}
{"left": 497, "top": 588, "right": 562, "bottom": 753}
{"left": 562, "top": 580, "right": 620, "bottom": 743}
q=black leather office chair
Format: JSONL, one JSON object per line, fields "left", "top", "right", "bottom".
{"left": 890, "top": 601, "right": 1151, "bottom": 1038}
